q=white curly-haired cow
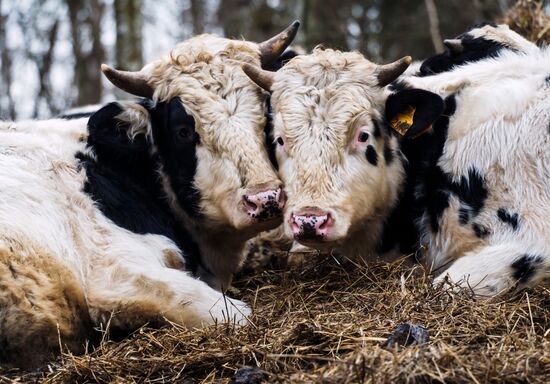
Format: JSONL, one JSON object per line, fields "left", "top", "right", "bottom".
{"left": 241, "top": 24, "right": 549, "bottom": 297}
{"left": 0, "top": 22, "right": 299, "bottom": 368}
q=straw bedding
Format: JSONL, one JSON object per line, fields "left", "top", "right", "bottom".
{"left": 1, "top": 2, "right": 549, "bottom": 383}
{"left": 1, "top": 254, "right": 548, "bottom": 383}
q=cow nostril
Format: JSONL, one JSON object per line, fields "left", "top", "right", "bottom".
{"left": 243, "top": 196, "right": 258, "bottom": 212}
{"left": 318, "top": 214, "right": 333, "bottom": 230}
{"left": 291, "top": 220, "right": 300, "bottom": 233}
{"left": 278, "top": 189, "right": 286, "bottom": 207}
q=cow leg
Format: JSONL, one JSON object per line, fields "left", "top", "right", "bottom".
{"left": 432, "top": 243, "right": 549, "bottom": 297}
{"left": 0, "top": 245, "right": 93, "bottom": 369}
{"left": 87, "top": 264, "right": 250, "bottom": 332}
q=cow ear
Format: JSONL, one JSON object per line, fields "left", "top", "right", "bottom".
{"left": 385, "top": 89, "right": 444, "bottom": 139}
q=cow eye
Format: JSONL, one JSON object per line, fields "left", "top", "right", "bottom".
{"left": 358, "top": 131, "right": 369, "bottom": 142}
{"left": 276, "top": 137, "right": 284, "bottom": 146}
{"left": 177, "top": 127, "right": 192, "bottom": 140}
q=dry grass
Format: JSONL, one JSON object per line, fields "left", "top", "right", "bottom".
{"left": 1, "top": 255, "right": 548, "bottom": 383}
{"left": 499, "top": 0, "right": 550, "bottom": 44}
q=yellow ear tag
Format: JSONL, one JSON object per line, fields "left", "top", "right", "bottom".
{"left": 390, "top": 105, "right": 416, "bottom": 136}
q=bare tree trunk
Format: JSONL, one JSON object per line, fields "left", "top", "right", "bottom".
{"left": 67, "top": 0, "right": 105, "bottom": 106}
{"left": 0, "top": 0, "right": 15, "bottom": 120}
{"left": 424, "top": 0, "right": 444, "bottom": 53}
{"left": 115, "top": 0, "right": 143, "bottom": 71}
{"left": 303, "top": 0, "right": 350, "bottom": 50}
{"left": 33, "top": 20, "right": 60, "bottom": 118}
{"left": 190, "top": 0, "right": 205, "bottom": 35}
{"left": 217, "top": 0, "right": 250, "bottom": 39}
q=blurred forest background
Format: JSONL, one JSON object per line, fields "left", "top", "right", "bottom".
{"left": 0, "top": 0, "right": 548, "bottom": 119}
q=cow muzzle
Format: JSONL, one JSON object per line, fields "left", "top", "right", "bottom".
{"left": 290, "top": 208, "right": 334, "bottom": 242}
{"left": 242, "top": 187, "right": 285, "bottom": 221}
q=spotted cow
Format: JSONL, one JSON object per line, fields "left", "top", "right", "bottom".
{"left": 241, "top": 24, "right": 549, "bottom": 296}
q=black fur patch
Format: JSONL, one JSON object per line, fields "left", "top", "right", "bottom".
{"left": 59, "top": 111, "right": 96, "bottom": 119}
{"left": 497, "top": 208, "right": 519, "bottom": 231}
{"left": 388, "top": 79, "right": 408, "bottom": 92}
{"left": 472, "top": 223, "right": 490, "bottom": 238}
{"left": 372, "top": 120, "right": 382, "bottom": 138}
{"left": 149, "top": 99, "right": 202, "bottom": 218}
{"left": 263, "top": 49, "right": 299, "bottom": 72}
{"left": 458, "top": 207, "right": 470, "bottom": 224}
{"left": 78, "top": 101, "right": 202, "bottom": 274}
{"left": 511, "top": 254, "right": 544, "bottom": 283}
{"left": 416, "top": 94, "right": 456, "bottom": 233}
{"left": 383, "top": 141, "right": 394, "bottom": 164}
{"left": 419, "top": 34, "right": 508, "bottom": 77}
{"left": 377, "top": 93, "right": 450, "bottom": 253}
{"left": 422, "top": 165, "right": 488, "bottom": 229}
{"left": 366, "top": 145, "right": 378, "bottom": 166}
{"left": 264, "top": 96, "right": 278, "bottom": 169}
{"left": 451, "top": 167, "right": 488, "bottom": 225}
{"left": 425, "top": 167, "right": 452, "bottom": 232}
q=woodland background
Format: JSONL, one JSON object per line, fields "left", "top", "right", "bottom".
{"left": 0, "top": 0, "right": 548, "bottom": 120}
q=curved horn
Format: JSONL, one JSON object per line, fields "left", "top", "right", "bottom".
{"left": 258, "top": 20, "right": 300, "bottom": 67}
{"left": 444, "top": 39, "right": 464, "bottom": 53}
{"left": 241, "top": 63, "right": 275, "bottom": 91}
{"left": 376, "top": 56, "right": 412, "bottom": 87}
{"left": 101, "top": 64, "right": 155, "bottom": 98}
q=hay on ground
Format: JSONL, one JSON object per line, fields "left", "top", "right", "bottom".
{"left": 1, "top": 255, "right": 547, "bottom": 383}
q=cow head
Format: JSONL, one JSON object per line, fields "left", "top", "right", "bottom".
{"left": 242, "top": 48, "right": 443, "bottom": 252}
{"left": 101, "top": 23, "right": 300, "bottom": 237}
{"left": 419, "top": 23, "right": 539, "bottom": 76}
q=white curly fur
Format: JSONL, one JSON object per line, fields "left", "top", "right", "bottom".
{"left": 269, "top": 48, "right": 404, "bottom": 260}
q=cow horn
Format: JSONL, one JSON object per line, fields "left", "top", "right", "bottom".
{"left": 258, "top": 20, "right": 300, "bottom": 67}
{"left": 376, "top": 56, "right": 412, "bottom": 87}
{"left": 241, "top": 63, "right": 274, "bottom": 91}
{"left": 444, "top": 39, "right": 464, "bottom": 53}
{"left": 101, "top": 64, "right": 155, "bottom": 98}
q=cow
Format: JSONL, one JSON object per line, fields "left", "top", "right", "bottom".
{"left": 417, "top": 23, "right": 539, "bottom": 77}
{"left": 240, "top": 25, "right": 549, "bottom": 297}
{"left": 0, "top": 22, "right": 299, "bottom": 368}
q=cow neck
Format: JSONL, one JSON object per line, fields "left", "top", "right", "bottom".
{"left": 153, "top": 160, "right": 250, "bottom": 290}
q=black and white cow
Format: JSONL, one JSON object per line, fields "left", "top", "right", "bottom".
{"left": 0, "top": 23, "right": 299, "bottom": 368}
{"left": 417, "top": 23, "right": 539, "bottom": 77}
{"left": 241, "top": 24, "right": 549, "bottom": 297}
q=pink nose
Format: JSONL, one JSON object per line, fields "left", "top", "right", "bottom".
{"left": 290, "top": 210, "right": 333, "bottom": 240}
{"left": 242, "top": 188, "right": 285, "bottom": 221}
